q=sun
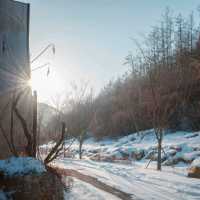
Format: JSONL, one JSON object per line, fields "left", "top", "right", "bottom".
{"left": 30, "top": 69, "right": 65, "bottom": 103}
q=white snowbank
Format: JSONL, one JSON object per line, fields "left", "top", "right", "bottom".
{"left": 0, "top": 157, "right": 46, "bottom": 177}
{"left": 191, "top": 157, "right": 200, "bottom": 167}
{"left": 0, "top": 191, "right": 7, "bottom": 200}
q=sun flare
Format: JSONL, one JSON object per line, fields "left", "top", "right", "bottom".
{"left": 30, "top": 69, "right": 65, "bottom": 103}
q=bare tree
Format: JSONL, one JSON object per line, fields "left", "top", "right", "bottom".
{"left": 65, "top": 82, "right": 95, "bottom": 159}
{"left": 44, "top": 122, "right": 66, "bottom": 164}
{"left": 14, "top": 89, "right": 36, "bottom": 157}
{"left": 0, "top": 88, "right": 36, "bottom": 157}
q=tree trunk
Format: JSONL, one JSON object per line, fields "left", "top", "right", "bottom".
{"left": 157, "top": 138, "right": 162, "bottom": 170}
{"left": 79, "top": 140, "right": 83, "bottom": 159}
{"left": 44, "top": 122, "right": 65, "bottom": 164}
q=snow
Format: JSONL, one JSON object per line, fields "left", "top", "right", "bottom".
{"left": 176, "top": 151, "right": 200, "bottom": 162}
{"left": 0, "top": 157, "right": 46, "bottom": 177}
{"left": 50, "top": 130, "right": 200, "bottom": 200}
{"left": 191, "top": 157, "right": 200, "bottom": 168}
{"left": 55, "top": 159, "right": 200, "bottom": 200}
{"left": 64, "top": 177, "right": 120, "bottom": 200}
{"left": 58, "top": 130, "right": 200, "bottom": 166}
{"left": 0, "top": 191, "right": 7, "bottom": 200}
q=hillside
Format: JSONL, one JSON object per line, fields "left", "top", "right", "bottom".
{"left": 57, "top": 130, "right": 200, "bottom": 166}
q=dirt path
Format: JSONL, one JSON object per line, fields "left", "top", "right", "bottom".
{"left": 49, "top": 166, "right": 135, "bottom": 200}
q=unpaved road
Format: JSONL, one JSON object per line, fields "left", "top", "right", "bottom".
{"left": 50, "top": 166, "right": 135, "bottom": 200}
{"left": 53, "top": 159, "right": 200, "bottom": 200}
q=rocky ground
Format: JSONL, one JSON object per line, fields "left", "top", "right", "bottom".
{"left": 46, "top": 130, "right": 200, "bottom": 175}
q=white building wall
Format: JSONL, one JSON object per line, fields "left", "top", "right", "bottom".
{"left": 0, "top": 0, "right": 30, "bottom": 92}
{"left": 0, "top": 0, "right": 31, "bottom": 158}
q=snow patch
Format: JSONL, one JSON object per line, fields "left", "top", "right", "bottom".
{"left": 0, "top": 191, "right": 7, "bottom": 200}
{"left": 191, "top": 157, "right": 200, "bottom": 168}
{"left": 0, "top": 157, "right": 46, "bottom": 177}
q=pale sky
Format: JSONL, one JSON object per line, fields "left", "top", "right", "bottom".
{"left": 20, "top": 0, "right": 200, "bottom": 103}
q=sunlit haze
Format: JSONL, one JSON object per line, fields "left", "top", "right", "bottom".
{"left": 20, "top": 0, "right": 200, "bottom": 103}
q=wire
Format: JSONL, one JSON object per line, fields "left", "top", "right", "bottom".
{"left": 31, "top": 62, "right": 50, "bottom": 72}
{"left": 31, "top": 44, "right": 55, "bottom": 64}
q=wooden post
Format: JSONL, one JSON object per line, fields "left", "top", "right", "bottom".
{"left": 32, "top": 90, "right": 37, "bottom": 157}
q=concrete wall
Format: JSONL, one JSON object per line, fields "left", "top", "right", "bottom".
{"left": 0, "top": 0, "right": 31, "bottom": 158}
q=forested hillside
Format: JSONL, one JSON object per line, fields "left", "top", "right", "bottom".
{"left": 63, "top": 9, "right": 200, "bottom": 139}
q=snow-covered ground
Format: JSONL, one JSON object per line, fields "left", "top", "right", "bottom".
{"left": 55, "top": 159, "right": 200, "bottom": 200}
{"left": 58, "top": 130, "right": 200, "bottom": 165}
{"left": 63, "top": 177, "right": 120, "bottom": 200}
{"left": 51, "top": 130, "right": 200, "bottom": 200}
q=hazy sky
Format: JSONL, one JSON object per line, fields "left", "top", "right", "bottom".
{"left": 20, "top": 0, "right": 200, "bottom": 103}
